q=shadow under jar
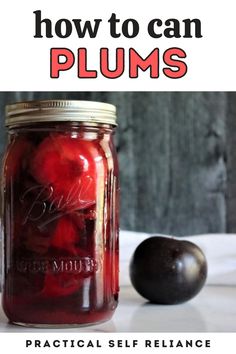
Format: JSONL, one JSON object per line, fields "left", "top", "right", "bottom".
{"left": 1, "top": 100, "right": 119, "bottom": 327}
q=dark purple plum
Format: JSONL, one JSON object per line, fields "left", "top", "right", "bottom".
{"left": 129, "top": 236, "right": 207, "bottom": 304}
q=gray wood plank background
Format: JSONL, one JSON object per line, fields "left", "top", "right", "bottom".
{"left": 0, "top": 92, "right": 234, "bottom": 236}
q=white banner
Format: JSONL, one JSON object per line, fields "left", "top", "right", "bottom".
{"left": 1, "top": 333, "right": 236, "bottom": 354}
{"left": 0, "top": 0, "right": 235, "bottom": 90}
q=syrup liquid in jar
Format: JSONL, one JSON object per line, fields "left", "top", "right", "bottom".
{"left": 1, "top": 100, "right": 119, "bottom": 327}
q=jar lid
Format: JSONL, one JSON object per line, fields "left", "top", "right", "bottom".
{"left": 5, "top": 100, "right": 117, "bottom": 127}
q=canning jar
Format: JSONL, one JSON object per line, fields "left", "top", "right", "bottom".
{"left": 1, "top": 100, "right": 119, "bottom": 327}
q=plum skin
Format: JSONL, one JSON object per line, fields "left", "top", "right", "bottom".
{"left": 129, "top": 236, "right": 207, "bottom": 304}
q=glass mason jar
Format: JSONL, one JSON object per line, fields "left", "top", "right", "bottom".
{"left": 1, "top": 100, "right": 119, "bottom": 327}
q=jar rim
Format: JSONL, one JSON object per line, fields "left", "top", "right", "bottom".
{"left": 5, "top": 100, "right": 117, "bottom": 127}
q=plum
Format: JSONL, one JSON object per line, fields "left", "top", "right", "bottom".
{"left": 41, "top": 272, "right": 83, "bottom": 298}
{"left": 129, "top": 236, "right": 207, "bottom": 304}
{"left": 30, "top": 133, "right": 102, "bottom": 211}
{"left": 4, "top": 136, "right": 32, "bottom": 183}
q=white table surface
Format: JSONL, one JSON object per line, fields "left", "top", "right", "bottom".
{"left": 0, "top": 285, "right": 235, "bottom": 333}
